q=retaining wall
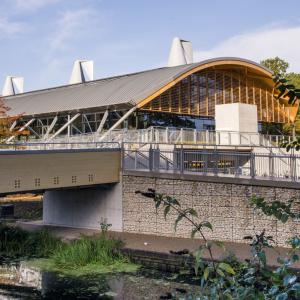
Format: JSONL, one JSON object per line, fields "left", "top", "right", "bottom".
{"left": 122, "top": 174, "right": 300, "bottom": 247}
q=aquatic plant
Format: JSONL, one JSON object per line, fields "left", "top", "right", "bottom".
{"left": 52, "top": 234, "right": 126, "bottom": 269}
{"left": 0, "top": 224, "right": 62, "bottom": 259}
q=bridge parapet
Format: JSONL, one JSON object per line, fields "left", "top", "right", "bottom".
{"left": 0, "top": 143, "right": 120, "bottom": 195}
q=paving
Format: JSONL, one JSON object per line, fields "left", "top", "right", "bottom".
{"left": 18, "top": 220, "right": 300, "bottom": 269}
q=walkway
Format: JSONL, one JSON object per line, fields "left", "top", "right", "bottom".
{"left": 18, "top": 221, "right": 300, "bottom": 269}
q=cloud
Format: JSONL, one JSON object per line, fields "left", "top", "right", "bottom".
{"left": 0, "top": 16, "right": 26, "bottom": 39}
{"left": 50, "top": 8, "right": 98, "bottom": 51}
{"left": 194, "top": 25, "right": 300, "bottom": 72}
{"left": 12, "top": 0, "right": 60, "bottom": 12}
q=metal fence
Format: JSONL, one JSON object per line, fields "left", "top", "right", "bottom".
{"left": 123, "top": 146, "right": 300, "bottom": 182}
{"left": 25, "top": 126, "right": 296, "bottom": 148}
{"left": 0, "top": 142, "right": 120, "bottom": 151}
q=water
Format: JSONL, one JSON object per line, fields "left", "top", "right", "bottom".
{"left": 0, "top": 261, "right": 201, "bottom": 299}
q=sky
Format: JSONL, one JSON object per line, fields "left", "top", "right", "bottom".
{"left": 0, "top": 0, "right": 300, "bottom": 91}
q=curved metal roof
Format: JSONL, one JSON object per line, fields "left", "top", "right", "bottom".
{"left": 3, "top": 57, "right": 273, "bottom": 117}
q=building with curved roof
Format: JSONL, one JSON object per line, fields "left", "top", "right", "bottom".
{"left": 2, "top": 44, "right": 299, "bottom": 140}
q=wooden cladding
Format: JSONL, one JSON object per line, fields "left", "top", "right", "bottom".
{"left": 141, "top": 69, "right": 289, "bottom": 123}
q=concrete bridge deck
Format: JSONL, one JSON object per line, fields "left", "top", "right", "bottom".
{"left": 0, "top": 143, "right": 121, "bottom": 195}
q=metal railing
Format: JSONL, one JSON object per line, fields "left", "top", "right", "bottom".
{"left": 36, "top": 126, "right": 295, "bottom": 148}
{"left": 0, "top": 141, "right": 120, "bottom": 151}
{"left": 123, "top": 146, "right": 300, "bottom": 182}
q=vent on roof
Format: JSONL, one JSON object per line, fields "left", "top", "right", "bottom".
{"left": 2, "top": 76, "right": 24, "bottom": 96}
{"left": 167, "top": 37, "right": 193, "bottom": 67}
{"left": 69, "top": 60, "right": 93, "bottom": 84}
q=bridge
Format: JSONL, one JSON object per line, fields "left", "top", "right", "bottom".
{"left": 1, "top": 139, "right": 299, "bottom": 231}
{"left": 0, "top": 142, "right": 120, "bottom": 195}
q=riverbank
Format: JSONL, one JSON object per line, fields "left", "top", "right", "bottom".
{"left": 18, "top": 220, "right": 300, "bottom": 270}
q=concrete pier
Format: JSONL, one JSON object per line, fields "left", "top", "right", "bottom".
{"left": 43, "top": 182, "right": 122, "bottom": 231}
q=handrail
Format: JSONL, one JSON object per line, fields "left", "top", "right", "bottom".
{"left": 0, "top": 141, "right": 120, "bottom": 151}
{"left": 123, "top": 147, "right": 300, "bottom": 183}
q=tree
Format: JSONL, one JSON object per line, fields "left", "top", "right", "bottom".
{"left": 260, "top": 57, "right": 289, "bottom": 76}
{"left": 282, "top": 114, "right": 300, "bottom": 136}
{"left": 286, "top": 72, "right": 300, "bottom": 89}
{"left": 0, "top": 96, "right": 29, "bottom": 142}
{"left": 273, "top": 75, "right": 300, "bottom": 150}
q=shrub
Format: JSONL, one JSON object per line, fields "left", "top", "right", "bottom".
{"left": 137, "top": 189, "right": 300, "bottom": 300}
{"left": 0, "top": 224, "right": 62, "bottom": 259}
{"left": 52, "top": 234, "right": 125, "bottom": 269}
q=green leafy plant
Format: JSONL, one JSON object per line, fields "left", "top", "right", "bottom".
{"left": 53, "top": 234, "right": 125, "bottom": 269}
{"left": 137, "top": 189, "right": 300, "bottom": 299}
{"left": 0, "top": 224, "right": 62, "bottom": 259}
{"left": 250, "top": 196, "right": 299, "bottom": 223}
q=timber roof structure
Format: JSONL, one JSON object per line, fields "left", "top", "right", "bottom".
{"left": 3, "top": 57, "right": 298, "bottom": 122}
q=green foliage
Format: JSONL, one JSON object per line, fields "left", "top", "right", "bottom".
{"left": 272, "top": 73, "right": 300, "bottom": 151}
{"left": 0, "top": 224, "right": 62, "bottom": 259}
{"left": 137, "top": 189, "right": 300, "bottom": 299}
{"left": 52, "top": 234, "right": 125, "bottom": 269}
{"left": 0, "top": 224, "right": 134, "bottom": 275}
{"left": 250, "top": 196, "right": 299, "bottom": 223}
{"left": 260, "top": 57, "right": 289, "bottom": 76}
{"left": 287, "top": 72, "right": 300, "bottom": 90}
{"left": 282, "top": 137, "right": 300, "bottom": 152}
{"left": 273, "top": 75, "right": 300, "bottom": 105}
{"left": 282, "top": 114, "right": 300, "bottom": 136}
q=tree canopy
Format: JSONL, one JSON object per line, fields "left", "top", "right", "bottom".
{"left": 261, "top": 57, "right": 300, "bottom": 89}
{"left": 0, "top": 96, "right": 29, "bottom": 142}
{"left": 260, "top": 56, "right": 289, "bottom": 76}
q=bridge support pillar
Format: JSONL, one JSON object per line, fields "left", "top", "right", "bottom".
{"left": 43, "top": 183, "right": 122, "bottom": 231}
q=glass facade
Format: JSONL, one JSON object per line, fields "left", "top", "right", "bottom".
{"left": 141, "top": 67, "right": 291, "bottom": 124}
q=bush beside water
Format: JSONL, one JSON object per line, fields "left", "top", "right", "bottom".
{"left": 0, "top": 224, "right": 135, "bottom": 275}
{"left": 0, "top": 224, "right": 61, "bottom": 259}
{"left": 53, "top": 234, "right": 125, "bottom": 268}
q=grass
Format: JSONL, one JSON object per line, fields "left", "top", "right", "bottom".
{"left": 52, "top": 234, "right": 126, "bottom": 268}
{"left": 28, "top": 258, "right": 139, "bottom": 276}
{"left": 0, "top": 224, "right": 139, "bottom": 275}
{"left": 0, "top": 224, "right": 62, "bottom": 259}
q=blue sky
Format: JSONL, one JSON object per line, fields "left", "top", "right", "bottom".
{"left": 1, "top": 0, "right": 300, "bottom": 91}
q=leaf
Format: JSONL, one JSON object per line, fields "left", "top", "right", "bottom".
{"left": 200, "top": 221, "right": 213, "bottom": 231}
{"left": 164, "top": 205, "right": 170, "bottom": 220}
{"left": 171, "top": 198, "right": 180, "bottom": 207}
{"left": 155, "top": 199, "right": 162, "bottom": 209}
{"left": 283, "top": 274, "right": 297, "bottom": 286}
{"left": 275, "top": 293, "right": 288, "bottom": 300}
{"left": 216, "top": 268, "right": 225, "bottom": 277}
{"left": 280, "top": 213, "right": 289, "bottom": 223}
{"left": 290, "top": 282, "right": 300, "bottom": 291}
{"left": 258, "top": 251, "right": 267, "bottom": 266}
{"left": 214, "top": 241, "right": 225, "bottom": 251}
{"left": 191, "top": 228, "right": 198, "bottom": 239}
{"left": 218, "top": 262, "right": 235, "bottom": 275}
{"left": 187, "top": 208, "right": 198, "bottom": 217}
{"left": 268, "top": 286, "right": 279, "bottom": 295}
{"left": 203, "top": 266, "right": 210, "bottom": 280}
{"left": 174, "top": 214, "right": 184, "bottom": 231}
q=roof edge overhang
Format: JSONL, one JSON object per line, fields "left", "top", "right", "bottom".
{"left": 136, "top": 57, "right": 273, "bottom": 109}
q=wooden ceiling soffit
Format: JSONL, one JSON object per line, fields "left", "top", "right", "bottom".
{"left": 137, "top": 60, "right": 273, "bottom": 109}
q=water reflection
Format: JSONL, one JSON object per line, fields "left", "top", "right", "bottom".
{"left": 0, "top": 262, "right": 200, "bottom": 299}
